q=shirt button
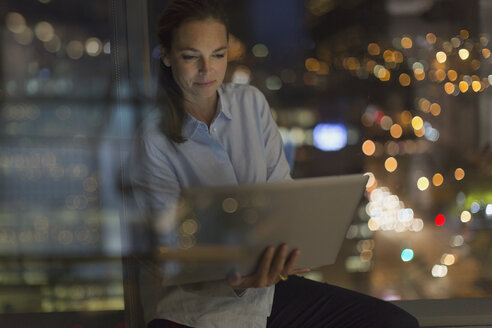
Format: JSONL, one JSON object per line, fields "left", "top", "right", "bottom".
{"left": 212, "top": 127, "right": 217, "bottom": 132}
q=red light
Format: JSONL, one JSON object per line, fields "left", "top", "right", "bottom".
{"left": 435, "top": 214, "right": 445, "bottom": 226}
{"left": 373, "top": 110, "right": 385, "bottom": 124}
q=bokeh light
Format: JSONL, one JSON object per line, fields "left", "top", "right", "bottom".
{"left": 313, "top": 123, "right": 347, "bottom": 151}
{"left": 401, "top": 36, "right": 413, "bottom": 49}
{"left": 390, "top": 124, "right": 403, "bottom": 139}
{"left": 459, "top": 81, "right": 469, "bottom": 93}
{"left": 482, "top": 48, "right": 491, "bottom": 59}
{"left": 460, "top": 211, "right": 472, "bottom": 223}
{"left": 444, "top": 82, "right": 455, "bottom": 95}
{"left": 426, "top": 33, "right": 437, "bottom": 44}
{"left": 430, "top": 103, "right": 441, "bottom": 116}
{"left": 435, "top": 214, "right": 446, "bottom": 226}
{"left": 417, "top": 177, "right": 429, "bottom": 191}
{"left": 399, "top": 73, "right": 411, "bottom": 86}
{"left": 6, "top": 12, "right": 27, "bottom": 34}
{"left": 441, "top": 253, "right": 456, "bottom": 266}
{"left": 34, "top": 21, "right": 55, "bottom": 42}
{"left": 362, "top": 140, "right": 376, "bottom": 156}
{"left": 252, "top": 43, "right": 268, "bottom": 57}
{"left": 401, "top": 249, "right": 414, "bottom": 262}
{"left": 368, "top": 43, "right": 380, "bottom": 55}
{"left": 380, "top": 116, "right": 393, "bottom": 130}
{"left": 432, "top": 264, "right": 448, "bottom": 278}
{"left": 432, "top": 173, "right": 444, "bottom": 186}
{"left": 305, "top": 58, "right": 321, "bottom": 72}
{"left": 85, "top": 37, "right": 102, "bottom": 56}
{"left": 411, "top": 116, "right": 423, "bottom": 130}
{"left": 472, "top": 81, "right": 481, "bottom": 92}
{"left": 66, "top": 41, "right": 84, "bottom": 60}
{"left": 447, "top": 70, "right": 458, "bottom": 81}
{"left": 455, "top": 168, "right": 465, "bottom": 181}
{"left": 436, "top": 51, "right": 447, "bottom": 63}
{"left": 458, "top": 48, "right": 470, "bottom": 60}
{"left": 384, "top": 157, "right": 398, "bottom": 172}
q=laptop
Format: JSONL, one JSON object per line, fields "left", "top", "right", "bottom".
{"left": 154, "top": 173, "right": 369, "bottom": 285}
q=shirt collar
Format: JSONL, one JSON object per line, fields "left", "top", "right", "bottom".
{"left": 182, "top": 85, "right": 231, "bottom": 139}
{"left": 217, "top": 84, "right": 232, "bottom": 120}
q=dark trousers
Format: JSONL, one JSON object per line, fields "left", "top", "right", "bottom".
{"left": 148, "top": 276, "right": 419, "bottom": 328}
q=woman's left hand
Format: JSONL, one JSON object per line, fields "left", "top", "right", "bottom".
{"left": 226, "top": 243, "right": 310, "bottom": 291}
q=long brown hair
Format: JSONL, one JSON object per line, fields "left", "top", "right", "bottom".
{"left": 156, "top": 0, "right": 229, "bottom": 143}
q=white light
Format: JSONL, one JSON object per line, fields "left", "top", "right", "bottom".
{"left": 313, "top": 123, "right": 347, "bottom": 151}
{"left": 431, "top": 264, "right": 448, "bottom": 278}
{"left": 265, "top": 76, "right": 282, "bottom": 91}
{"left": 485, "top": 204, "right": 492, "bottom": 217}
{"left": 397, "top": 208, "right": 414, "bottom": 222}
{"left": 103, "top": 41, "right": 111, "bottom": 54}
{"left": 450, "top": 235, "right": 464, "bottom": 247}
{"left": 232, "top": 70, "right": 250, "bottom": 84}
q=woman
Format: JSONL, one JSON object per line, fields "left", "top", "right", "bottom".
{"left": 130, "top": 0, "right": 419, "bottom": 327}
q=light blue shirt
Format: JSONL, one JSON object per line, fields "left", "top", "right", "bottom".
{"left": 130, "top": 83, "right": 291, "bottom": 328}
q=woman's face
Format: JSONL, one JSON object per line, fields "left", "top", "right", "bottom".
{"left": 162, "top": 18, "right": 228, "bottom": 106}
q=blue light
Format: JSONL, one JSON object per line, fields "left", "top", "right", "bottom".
{"left": 401, "top": 248, "right": 414, "bottom": 262}
{"left": 470, "top": 201, "right": 480, "bottom": 214}
{"left": 313, "top": 123, "right": 347, "bottom": 151}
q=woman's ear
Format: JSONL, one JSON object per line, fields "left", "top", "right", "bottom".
{"left": 160, "top": 48, "right": 171, "bottom": 67}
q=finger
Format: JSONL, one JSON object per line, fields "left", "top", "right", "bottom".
{"left": 282, "top": 249, "right": 301, "bottom": 275}
{"left": 291, "top": 267, "right": 311, "bottom": 275}
{"left": 226, "top": 271, "right": 243, "bottom": 287}
{"left": 269, "top": 244, "right": 288, "bottom": 280}
{"left": 256, "top": 246, "right": 275, "bottom": 279}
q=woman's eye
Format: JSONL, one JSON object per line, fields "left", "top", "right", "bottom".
{"left": 181, "top": 55, "right": 197, "bottom": 60}
{"left": 214, "top": 53, "right": 225, "bottom": 58}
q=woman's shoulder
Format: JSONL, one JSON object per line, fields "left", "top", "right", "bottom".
{"left": 135, "top": 110, "right": 174, "bottom": 153}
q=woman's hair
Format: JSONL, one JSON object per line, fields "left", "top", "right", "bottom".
{"left": 156, "top": 0, "right": 229, "bottom": 144}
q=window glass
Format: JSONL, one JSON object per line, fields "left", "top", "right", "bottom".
{"left": 0, "top": 0, "right": 125, "bottom": 320}
{"left": 1, "top": 0, "right": 491, "bottom": 325}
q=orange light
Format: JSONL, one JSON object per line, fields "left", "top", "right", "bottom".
{"left": 414, "top": 68, "right": 425, "bottom": 81}
{"left": 430, "top": 103, "right": 441, "bottom": 116}
{"left": 455, "top": 168, "right": 465, "bottom": 181}
{"left": 426, "top": 33, "right": 437, "bottom": 44}
{"left": 399, "top": 73, "right": 411, "bottom": 86}
{"left": 444, "top": 82, "right": 455, "bottom": 94}
{"left": 401, "top": 37, "right": 413, "bottom": 49}
{"left": 482, "top": 48, "right": 491, "bottom": 59}
{"left": 435, "top": 69, "right": 446, "bottom": 82}
{"left": 362, "top": 140, "right": 376, "bottom": 156}
{"left": 383, "top": 50, "right": 394, "bottom": 62}
{"left": 459, "top": 29, "right": 469, "bottom": 40}
{"left": 390, "top": 124, "right": 403, "bottom": 139}
{"left": 400, "top": 111, "right": 412, "bottom": 125}
{"left": 447, "top": 70, "right": 458, "bottom": 81}
{"left": 384, "top": 157, "right": 398, "bottom": 172}
{"left": 432, "top": 173, "right": 444, "bottom": 186}
{"left": 459, "top": 81, "right": 469, "bottom": 93}
{"left": 368, "top": 43, "right": 380, "bottom": 56}
{"left": 305, "top": 58, "right": 321, "bottom": 72}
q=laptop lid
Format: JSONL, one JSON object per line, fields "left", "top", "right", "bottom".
{"left": 155, "top": 173, "right": 369, "bottom": 285}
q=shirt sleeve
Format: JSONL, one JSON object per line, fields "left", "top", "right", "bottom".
{"left": 255, "top": 88, "right": 292, "bottom": 182}
{"left": 129, "top": 128, "right": 250, "bottom": 298}
{"left": 129, "top": 130, "right": 181, "bottom": 245}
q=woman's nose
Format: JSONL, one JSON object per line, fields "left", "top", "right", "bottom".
{"left": 199, "top": 58, "right": 211, "bottom": 74}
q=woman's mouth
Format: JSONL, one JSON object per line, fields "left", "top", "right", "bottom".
{"left": 194, "top": 81, "right": 215, "bottom": 88}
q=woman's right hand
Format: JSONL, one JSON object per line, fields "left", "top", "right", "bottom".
{"left": 227, "top": 243, "right": 310, "bottom": 291}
